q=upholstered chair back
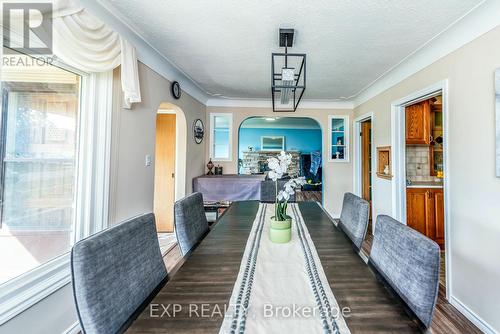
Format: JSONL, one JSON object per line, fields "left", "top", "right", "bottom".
{"left": 338, "top": 192, "right": 370, "bottom": 250}
{"left": 71, "top": 213, "right": 167, "bottom": 334}
{"left": 260, "top": 179, "right": 297, "bottom": 203}
{"left": 370, "top": 215, "right": 440, "bottom": 328}
{"left": 174, "top": 192, "right": 210, "bottom": 255}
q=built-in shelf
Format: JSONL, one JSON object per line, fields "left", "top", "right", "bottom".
{"left": 376, "top": 146, "right": 393, "bottom": 180}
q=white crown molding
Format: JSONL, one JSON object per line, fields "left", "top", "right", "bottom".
{"left": 353, "top": 0, "right": 499, "bottom": 108}
{"left": 79, "top": 0, "right": 210, "bottom": 105}
{"left": 206, "top": 98, "right": 354, "bottom": 110}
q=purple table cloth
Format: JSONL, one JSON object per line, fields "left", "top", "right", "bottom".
{"left": 193, "top": 174, "right": 266, "bottom": 201}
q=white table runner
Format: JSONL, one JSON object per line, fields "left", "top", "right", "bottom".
{"left": 219, "top": 203, "right": 351, "bottom": 334}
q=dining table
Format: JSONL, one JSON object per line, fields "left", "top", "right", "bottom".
{"left": 126, "top": 201, "right": 421, "bottom": 333}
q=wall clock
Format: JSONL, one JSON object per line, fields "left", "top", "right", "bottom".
{"left": 193, "top": 119, "right": 204, "bottom": 144}
{"left": 171, "top": 81, "right": 181, "bottom": 99}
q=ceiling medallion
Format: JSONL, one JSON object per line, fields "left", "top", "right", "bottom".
{"left": 271, "top": 28, "right": 306, "bottom": 112}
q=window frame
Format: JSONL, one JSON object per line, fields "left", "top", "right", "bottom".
{"left": 328, "top": 115, "right": 350, "bottom": 163}
{"left": 0, "top": 56, "right": 113, "bottom": 324}
{"left": 209, "top": 112, "right": 233, "bottom": 162}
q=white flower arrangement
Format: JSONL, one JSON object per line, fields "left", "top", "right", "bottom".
{"left": 267, "top": 151, "right": 306, "bottom": 221}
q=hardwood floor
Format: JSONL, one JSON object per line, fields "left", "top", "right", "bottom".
{"left": 360, "top": 232, "right": 481, "bottom": 334}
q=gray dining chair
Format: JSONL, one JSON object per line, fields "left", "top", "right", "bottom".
{"left": 260, "top": 179, "right": 296, "bottom": 203}
{"left": 336, "top": 192, "right": 370, "bottom": 250}
{"left": 71, "top": 213, "right": 167, "bottom": 334}
{"left": 369, "top": 215, "right": 440, "bottom": 328}
{"left": 174, "top": 192, "right": 210, "bottom": 255}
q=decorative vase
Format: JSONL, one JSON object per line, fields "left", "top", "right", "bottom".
{"left": 269, "top": 216, "right": 292, "bottom": 243}
{"left": 206, "top": 158, "right": 214, "bottom": 175}
{"left": 384, "top": 164, "right": 390, "bottom": 175}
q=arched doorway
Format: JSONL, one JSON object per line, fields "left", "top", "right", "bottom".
{"left": 154, "top": 102, "right": 187, "bottom": 232}
{"left": 238, "top": 116, "right": 323, "bottom": 203}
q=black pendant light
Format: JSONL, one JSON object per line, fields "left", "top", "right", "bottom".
{"left": 271, "top": 28, "right": 306, "bottom": 112}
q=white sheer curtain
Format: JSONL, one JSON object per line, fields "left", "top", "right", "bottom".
{"left": 52, "top": 0, "right": 141, "bottom": 108}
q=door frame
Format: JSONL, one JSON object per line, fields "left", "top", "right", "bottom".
{"left": 390, "top": 79, "right": 451, "bottom": 299}
{"left": 157, "top": 109, "right": 178, "bottom": 199}
{"left": 353, "top": 112, "right": 374, "bottom": 232}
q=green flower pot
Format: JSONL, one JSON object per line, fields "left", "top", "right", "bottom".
{"left": 269, "top": 216, "right": 292, "bottom": 243}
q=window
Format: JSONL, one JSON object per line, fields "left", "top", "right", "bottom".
{"left": 0, "top": 50, "right": 81, "bottom": 285}
{"left": 210, "top": 113, "right": 232, "bottom": 161}
{"left": 0, "top": 49, "right": 112, "bottom": 323}
{"left": 328, "top": 115, "right": 349, "bottom": 162}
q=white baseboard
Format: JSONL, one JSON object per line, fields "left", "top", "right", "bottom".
{"left": 449, "top": 296, "right": 497, "bottom": 334}
{"left": 62, "top": 321, "right": 80, "bottom": 334}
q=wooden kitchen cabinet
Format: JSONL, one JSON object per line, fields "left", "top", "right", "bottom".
{"left": 433, "top": 190, "right": 445, "bottom": 247}
{"left": 406, "top": 100, "right": 431, "bottom": 145}
{"left": 406, "top": 187, "right": 444, "bottom": 249}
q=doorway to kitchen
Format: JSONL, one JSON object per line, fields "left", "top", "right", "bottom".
{"left": 391, "top": 81, "right": 450, "bottom": 298}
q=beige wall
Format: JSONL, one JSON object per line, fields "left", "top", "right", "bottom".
{"left": 110, "top": 62, "right": 206, "bottom": 224}
{"left": 205, "top": 107, "right": 353, "bottom": 217}
{"left": 354, "top": 25, "right": 500, "bottom": 332}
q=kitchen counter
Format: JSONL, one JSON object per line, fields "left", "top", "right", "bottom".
{"left": 407, "top": 181, "right": 443, "bottom": 188}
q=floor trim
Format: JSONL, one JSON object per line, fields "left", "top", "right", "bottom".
{"left": 449, "top": 296, "right": 497, "bottom": 334}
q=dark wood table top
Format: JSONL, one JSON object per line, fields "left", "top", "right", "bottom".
{"left": 126, "top": 201, "right": 421, "bottom": 333}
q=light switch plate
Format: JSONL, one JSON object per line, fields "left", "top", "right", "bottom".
{"left": 145, "top": 154, "right": 152, "bottom": 167}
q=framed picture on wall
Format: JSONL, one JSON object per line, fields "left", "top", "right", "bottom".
{"left": 261, "top": 136, "right": 285, "bottom": 151}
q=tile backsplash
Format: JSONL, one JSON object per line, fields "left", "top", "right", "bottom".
{"left": 406, "top": 146, "right": 441, "bottom": 183}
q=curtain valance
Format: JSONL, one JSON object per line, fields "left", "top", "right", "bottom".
{"left": 52, "top": 0, "right": 141, "bottom": 108}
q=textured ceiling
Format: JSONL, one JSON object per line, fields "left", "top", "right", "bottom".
{"left": 104, "top": 0, "right": 482, "bottom": 100}
{"left": 240, "top": 117, "right": 320, "bottom": 129}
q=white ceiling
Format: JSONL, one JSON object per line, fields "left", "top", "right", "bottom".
{"left": 103, "top": 0, "right": 483, "bottom": 101}
{"left": 240, "top": 117, "right": 320, "bottom": 129}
